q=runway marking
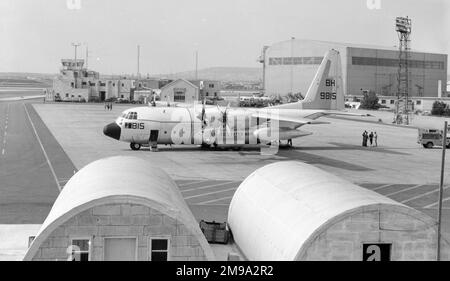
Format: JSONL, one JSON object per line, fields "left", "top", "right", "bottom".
{"left": 1, "top": 103, "right": 9, "bottom": 156}
{"left": 177, "top": 180, "right": 210, "bottom": 187}
{"left": 371, "top": 184, "right": 394, "bottom": 191}
{"left": 196, "top": 196, "right": 234, "bottom": 205}
{"left": 23, "top": 103, "right": 62, "bottom": 192}
{"left": 183, "top": 187, "right": 238, "bottom": 200}
{"left": 181, "top": 182, "right": 237, "bottom": 193}
{"left": 400, "top": 186, "right": 449, "bottom": 204}
{"left": 384, "top": 184, "right": 423, "bottom": 197}
{"left": 423, "top": 197, "right": 450, "bottom": 209}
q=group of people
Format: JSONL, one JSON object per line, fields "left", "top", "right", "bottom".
{"left": 105, "top": 102, "right": 113, "bottom": 111}
{"left": 362, "top": 130, "right": 377, "bottom": 147}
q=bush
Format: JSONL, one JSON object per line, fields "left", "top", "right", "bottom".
{"left": 359, "top": 90, "right": 380, "bottom": 110}
{"left": 431, "top": 101, "right": 450, "bottom": 116}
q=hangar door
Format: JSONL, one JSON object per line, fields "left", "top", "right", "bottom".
{"left": 104, "top": 238, "right": 137, "bottom": 261}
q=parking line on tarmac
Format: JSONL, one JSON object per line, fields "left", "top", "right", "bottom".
{"left": 371, "top": 184, "right": 393, "bottom": 191}
{"left": 177, "top": 180, "right": 210, "bottom": 187}
{"left": 400, "top": 186, "right": 449, "bottom": 204}
{"left": 423, "top": 197, "right": 450, "bottom": 209}
{"left": 23, "top": 103, "right": 61, "bottom": 192}
{"left": 184, "top": 187, "right": 238, "bottom": 200}
{"left": 181, "top": 182, "right": 236, "bottom": 193}
{"left": 384, "top": 184, "right": 423, "bottom": 197}
{"left": 196, "top": 196, "right": 234, "bottom": 205}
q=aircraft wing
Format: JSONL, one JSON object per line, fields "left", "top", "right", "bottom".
{"left": 150, "top": 101, "right": 216, "bottom": 108}
{"left": 252, "top": 112, "right": 330, "bottom": 129}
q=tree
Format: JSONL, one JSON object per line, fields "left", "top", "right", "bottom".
{"left": 359, "top": 90, "right": 380, "bottom": 110}
{"left": 431, "top": 101, "right": 448, "bottom": 116}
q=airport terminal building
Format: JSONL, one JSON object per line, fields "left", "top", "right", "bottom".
{"left": 260, "top": 39, "right": 448, "bottom": 101}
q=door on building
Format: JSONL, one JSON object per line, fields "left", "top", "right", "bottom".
{"left": 104, "top": 238, "right": 137, "bottom": 261}
{"left": 100, "top": 91, "right": 106, "bottom": 101}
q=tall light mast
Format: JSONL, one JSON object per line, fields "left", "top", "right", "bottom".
{"left": 395, "top": 16, "right": 412, "bottom": 125}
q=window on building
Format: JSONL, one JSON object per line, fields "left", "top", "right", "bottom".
{"left": 214, "top": 92, "right": 217, "bottom": 97}
{"left": 209, "top": 84, "right": 214, "bottom": 88}
{"left": 71, "top": 82, "right": 74, "bottom": 88}
{"left": 122, "top": 83, "right": 124, "bottom": 87}
{"left": 150, "top": 238, "right": 169, "bottom": 261}
{"left": 174, "top": 91, "right": 186, "bottom": 102}
{"left": 66, "top": 93, "right": 69, "bottom": 97}
{"left": 416, "top": 100, "right": 421, "bottom": 105}
{"left": 390, "top": 100, "right": 395, "bottom": 104}
{"left": 113, "top": 83, "right": 115, "bottom": 87}
{"left": 121, "top": 95, "right": 124, "bottom": 98}
{"left": 70, "top": 238, "right": 90, "bottom": 261}
{"left": 206, "top": 92, "right": 209, "bottom": 96}
{"left": 381, "top": 100, "right": 386, "bottom": 104}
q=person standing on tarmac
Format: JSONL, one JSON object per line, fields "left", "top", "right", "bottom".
{"left": 362, "top": 131, "right": 368, "bottom": 147}
{"left": 369, "top": 132, "right": 374, "bottom": 146}
{"left": 374, "top": 132, "right": 378, "bottom": 147}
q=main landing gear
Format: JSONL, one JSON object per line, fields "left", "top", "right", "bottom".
{"left": 130, "top": 143, "right": 141, "bottom": 150}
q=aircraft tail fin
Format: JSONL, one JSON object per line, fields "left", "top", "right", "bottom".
{"left": 271, "top": 49, "right": 344, "bottom": 110}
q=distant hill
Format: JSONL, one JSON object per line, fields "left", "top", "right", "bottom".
{"left": 0, "top": 72, "right": 54, "bottom": 88}
{"left": 157, "top": 67, "right": 262, "bottom": 82}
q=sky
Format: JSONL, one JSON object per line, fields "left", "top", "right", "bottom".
{"left": 0, "top": 0, "right": 449, "bottom": 75}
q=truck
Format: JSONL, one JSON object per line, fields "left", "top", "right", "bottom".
{"left": 418, "top": 128, "right": 450, "bottom": 148}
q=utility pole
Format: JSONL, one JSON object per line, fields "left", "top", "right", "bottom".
{"left": 72, "top": 42, "right": 81, "bottom": 88}
{"left": 85, "top": 43, "right": 89, "bottom": 69}
{"left": 137, "top": 45, "right": 141, "bottom": 79}
{"left": 437, "top": 121, "right": 448, "bottom": 261}
{"left": 195, "top": 50, "right": 198, "bottom": 81}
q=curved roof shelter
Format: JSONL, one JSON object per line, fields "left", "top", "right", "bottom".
{"left": 24, "top": 156, "right": 214, "bottom": 261}
{"left": 228, "top": 161, "right": 447, "bottom": 261}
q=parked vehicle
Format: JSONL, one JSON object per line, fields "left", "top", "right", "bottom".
{"left": 418, "top": 128, "right": 450, "bottom": 148}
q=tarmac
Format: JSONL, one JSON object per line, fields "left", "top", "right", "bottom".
{"left": 1, "top": 98, "right": 450, "bottom": 260}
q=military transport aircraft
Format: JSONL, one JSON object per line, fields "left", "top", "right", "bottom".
{"left": 103, "top": 49, "right": 370, "bottom": 151}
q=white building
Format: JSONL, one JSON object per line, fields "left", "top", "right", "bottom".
{"left": 228, "top": 161, "right": 450, "bottom": 261}
{"left": 160, "top": 79, "right": 199, "bottom": 103}
{"left": 24, "top": 156, "right": 215, "bottom": 261}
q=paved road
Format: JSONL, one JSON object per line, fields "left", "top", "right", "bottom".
{"left": 0, "top": 99, "right": 76, "bottom": 224}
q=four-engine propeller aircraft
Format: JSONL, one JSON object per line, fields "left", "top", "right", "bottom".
{"left": 103, "top": 49, "right": 370, "bottom": 151}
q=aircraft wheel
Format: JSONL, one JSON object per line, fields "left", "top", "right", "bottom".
{"left": 426, "top": 142, "right": 433, "bottom": 149}
{"left": 130, "top": 143, "right": 141, "bottom": 150}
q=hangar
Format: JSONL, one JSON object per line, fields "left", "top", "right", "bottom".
{"left": 23, "top": 156, "right": 215, "bottom": 261}
{"left": 260, "top": 39, "right": 448, "bottom": 99}
{"left": 227, "top": 161, "right": 450, "bottom": 261}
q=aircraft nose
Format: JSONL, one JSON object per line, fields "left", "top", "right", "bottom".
{"left": 103, "top": 122, "right": 121, "bottom": 140}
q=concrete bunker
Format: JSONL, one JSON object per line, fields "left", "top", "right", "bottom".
{"left": 228, "top": 161, "right": 450, "bottom": 261}
{"left": 24, "top": 156, "right": 215, "bottom": 261}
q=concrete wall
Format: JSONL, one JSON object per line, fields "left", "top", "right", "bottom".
{"left": 301, "top": 209, "right": 450, "bottom": 261}
{"left": 31, "top": 203, "right": 208, "bottom": 261}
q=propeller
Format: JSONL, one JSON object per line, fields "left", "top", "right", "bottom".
{"left": 217, "top": 103, "right": 232, "bottom": 136}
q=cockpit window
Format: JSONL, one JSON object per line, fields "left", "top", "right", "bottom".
{"left": 124, "top": 112, "right": 137, "bottom": 120}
